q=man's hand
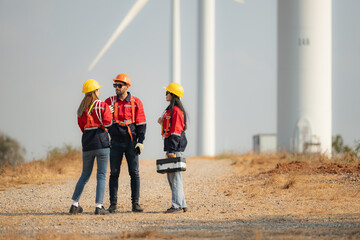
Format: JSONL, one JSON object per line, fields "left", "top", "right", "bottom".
{"left": 135, "top": 143, "right": 144, "bottom": 155}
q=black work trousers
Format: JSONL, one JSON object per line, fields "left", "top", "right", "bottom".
{"left": 109, "top": 139, "right": 140, "bottom": 204}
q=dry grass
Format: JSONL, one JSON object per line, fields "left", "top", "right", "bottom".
{"left": 0, "top": 230, "right": 175, "bottom": 240}
{"left": 264, "top": 174, "right": 296, "bottom": 189}
{"left": 0, "top": 150, "right": 81, "bottom": 189}
{"left": 218, "top": 152, "right": 360, "bottom": 217}
{"left": 112, "top": 229, "right": 175, "bottom": 239}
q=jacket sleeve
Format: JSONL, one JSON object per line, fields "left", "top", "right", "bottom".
{"left": 136, "top": 124, "right": 146, "bottom": 143}
{"left": 170, "top": 107, "right": 184, "bottom": 136}
{"left": 101, "top": 102, "right": 113, "bottom": 128}
{"left": 77, "top": 114, "right": 86, "bottom": 133}
{"left": 167, "top": 135, "right": 181, "bottom": 153}
{"left": 134, "top": 97, "right": 146, "bottom": 124}
{"left": 135, "top": 97, "right": 146, "bottom": 143}
{"left": 104, "top": 97, "right": 112, "bottom": 106}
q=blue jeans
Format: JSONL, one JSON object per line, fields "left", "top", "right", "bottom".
{"left": 109, "top": 139, "right": 140, "bottom": 204}
{"left": 72, "top": 148, "right": 109, "bottom": 204}
{"left": 166, "top": 152, "right": 187, "bottom": 209}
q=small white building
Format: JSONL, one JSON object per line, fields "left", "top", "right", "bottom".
{"left": 253, "top": 134, "right": 277, "bottom": 153}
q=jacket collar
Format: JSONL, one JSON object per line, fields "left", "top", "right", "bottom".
{"left": 117, "top": 92, "right": 131, "bottom": 102}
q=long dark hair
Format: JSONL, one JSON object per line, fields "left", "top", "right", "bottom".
{"left": 168, "top": 93, "right": 187, "bottom": 131}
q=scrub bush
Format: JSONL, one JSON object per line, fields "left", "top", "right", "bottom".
{"left": 0, "top": 132, "right": 25, "bottom": 167}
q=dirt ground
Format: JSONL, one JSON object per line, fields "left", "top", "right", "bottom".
{"left": 0, "top": 153, "right": 360, "bottom": 239}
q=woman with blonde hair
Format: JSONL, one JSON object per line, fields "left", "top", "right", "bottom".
{"left": 70, "top": 79, "right": 113, "bottom": 215}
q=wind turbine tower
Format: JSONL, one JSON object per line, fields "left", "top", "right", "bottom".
{"left": 171, "top": 0, "right": 181, "bottom": 84}
{"left": 198, "top": 0, "right": 215, "bottom": 156}
{"left": 277, "top": 0, "right": 332, "bottom": 155}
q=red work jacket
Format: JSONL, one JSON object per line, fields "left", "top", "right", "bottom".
{"left": 161, "top": 105, "right": 187, "bottom": 153}
{"left": 105, "top": 92, "right": 146, "bottom": 143}
{"left": 161, "top": 106, "right": 185, "bottom": 138}
{"left": 77, "top": 100, "right": 113, "bottom": 151}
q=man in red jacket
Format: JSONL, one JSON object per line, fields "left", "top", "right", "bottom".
{"left": 105, "top": 73, "right": 146, "bottom": 213}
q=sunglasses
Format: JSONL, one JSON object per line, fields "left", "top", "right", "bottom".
{"left": 113, "top": 83, "right": 125, "bottom": 88}
{"left": 166, "top": 91, "right": 170, "bottom": 95}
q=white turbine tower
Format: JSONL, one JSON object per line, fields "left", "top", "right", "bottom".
{"left": 171, "top": 0, "right": 181, "bottom": 84}
{"left": 197, "top": 0, "right": 244, "bottom": 156}
{"left": 277, "top": 0, "right": 332, "bottom": 155}
{"left": 197, "top": 0, "right": 215, "bottom": 156}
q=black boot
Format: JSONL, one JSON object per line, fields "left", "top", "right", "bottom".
{"left": 132, "top": 203, "right": 143, "bottom": 212}
{"left": 69, "top": 205, "right": 83, "bottom": 215}
{"left": 165, "top": 207, "right": 182, "bottom": 213}
{"left": 108, "top": 202, "right": 117, "bottom": 213}
{"left": 95, "top": 206, "right": 108, "bottom": 215}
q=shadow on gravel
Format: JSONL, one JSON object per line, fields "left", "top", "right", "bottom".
{"left": 155, "top": 214, "right": 360, "bottom": 239}
{"left": 1, "top": 213, "right": 359, "bottom": 239}
{"left": 0, "top": 211, "right": 98, "bottom": 216}
{"left": 0, "top": 210, "right": 169, "bottom": 216}
{"left": 104, "top": 210, "right": 166, "bottom": 214}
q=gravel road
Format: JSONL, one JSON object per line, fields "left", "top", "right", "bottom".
{"left": 1, "top": 158, "right": 360, "bottom": 239}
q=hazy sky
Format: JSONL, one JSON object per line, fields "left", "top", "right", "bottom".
{"left": 1, "top": 0, "right": 359, "bottom": 161}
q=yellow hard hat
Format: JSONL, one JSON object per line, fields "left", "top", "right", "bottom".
{"left": 82, "top": 79, "right": 103, "bottom": 93}
{"left": 164, "top": 82, "right": 184, "bottom": 98}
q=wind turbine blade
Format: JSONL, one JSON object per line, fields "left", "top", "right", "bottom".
{"left": 234, "top": 0, "right": 245, "bottom": 3}
{"left": 88, "top": 0, "right": 149, "bottom": 71}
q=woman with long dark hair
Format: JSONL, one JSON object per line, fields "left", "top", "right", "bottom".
{"left": 70, "top": 79, "right": 113, "bottom": 215}
{"left": 158, "top": 82, "right": 188, "bottom": 213}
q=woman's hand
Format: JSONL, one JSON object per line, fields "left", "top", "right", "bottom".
{"left": 167, "top": 153, "right": 175, "bottom": 158}
{"left": 109, "top": 105, "right": 115, "bottom": 114}
{"left": 157, "top": 117, "right": 163, "bottom": 125}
